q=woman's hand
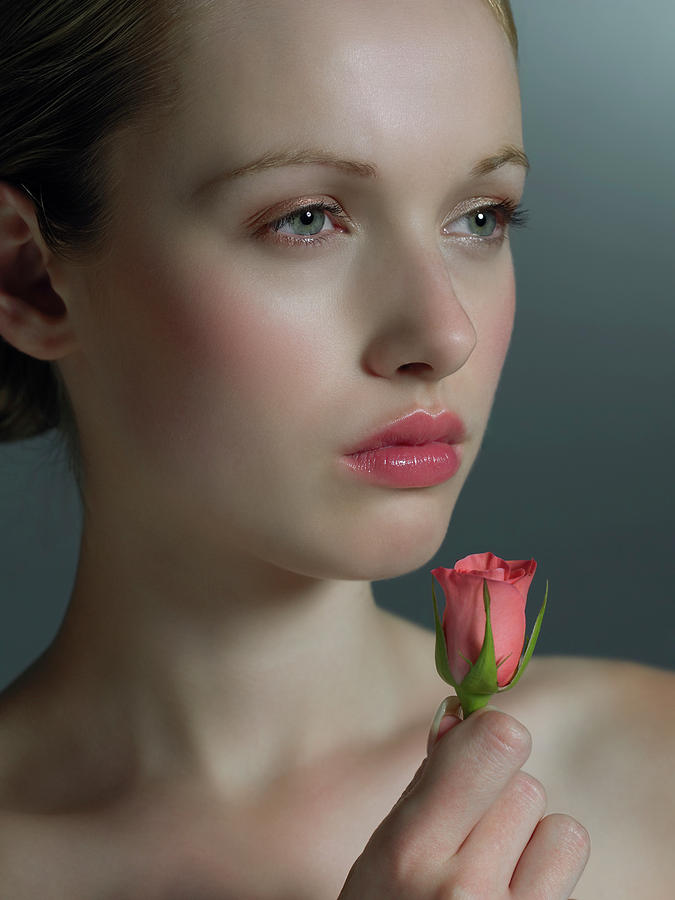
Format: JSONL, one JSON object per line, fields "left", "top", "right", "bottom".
{"left": 338, "top": 701, "right": 590, "bottom": 899}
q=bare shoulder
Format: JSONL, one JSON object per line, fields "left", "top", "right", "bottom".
{"left": 521, "top": 654, "right": 675, "bottom": 754}
{"left": 504, "top": 656, "right": 675, "bottom": 899}
{"left": 517, "top": 655, "right": 675, "bottom": 807}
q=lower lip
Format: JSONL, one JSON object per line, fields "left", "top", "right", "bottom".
{"left": 341, "top": 442, "right": 462, "bottom": 488}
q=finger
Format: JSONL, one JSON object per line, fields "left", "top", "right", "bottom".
{"left": 396, "top": 758, "right": 428, "bottom": 805}
{"left": 427, "top": 695, "right": 463, "bottom": 756}
{"left": 510, "top": 813, "right": 591, "bottom": 899}
{"left": 392, "top": 697, "right": 461, "bottom": 810}
{"left": 393, "top": 708, "right": 533, "bottom": 863}
{"left": 456, "top": 770, "right": 547, "bottom": 888}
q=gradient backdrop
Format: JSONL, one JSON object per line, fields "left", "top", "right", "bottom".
{"left": 1, "top": 0, "right": 673, "bottom": 690}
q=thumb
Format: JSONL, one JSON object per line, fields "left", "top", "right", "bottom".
{"left": 395, "top": 697, "right": 462, "bottom": 808}
{"left": 426, "top": 695, "right": 463, "bottom": 755}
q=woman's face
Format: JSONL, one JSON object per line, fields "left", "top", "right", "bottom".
{"left": 58, "top": 0, "right": 526, "bottom": 580}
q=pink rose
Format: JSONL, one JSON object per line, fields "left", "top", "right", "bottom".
{"left": 432, "top": 553, "right": 537, "bottom": 687}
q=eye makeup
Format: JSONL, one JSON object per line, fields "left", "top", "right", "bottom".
{"left": 248, "top": 195, "right": 528, "bottom": 249}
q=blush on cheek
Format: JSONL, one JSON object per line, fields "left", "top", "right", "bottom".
{"left": 123, "top": 259, "right": 322, "bottom": 473}
{"left": 451, "top": 249, "right": 517, "bottom": 377}
{"left": 490, "top": 280, "right": 516, "bottom": 369}
{"left": 185, "top": 278, "right": 318, "bottom": 397}
{"left": 465, "top": 272, "right": 516, "bottom": 394}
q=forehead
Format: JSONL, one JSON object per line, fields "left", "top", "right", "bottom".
{"left": 116, "top": 0, "right": 522, "bottom": 199}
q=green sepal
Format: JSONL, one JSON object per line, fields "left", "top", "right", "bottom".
{"left": 432, "top": 577, "right": 458, "bottom": 689}
{"left": 498, "top": 579, "right": 548, "bottom": 693}
{"left": 455, "top": 580, "right": 499, "bottom": 715}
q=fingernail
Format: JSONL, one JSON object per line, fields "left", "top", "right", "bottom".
{"left": 427, "top": 696, "right": 462, "bottom": 755}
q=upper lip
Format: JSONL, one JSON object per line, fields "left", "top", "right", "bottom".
{"left": 344, "top": 409, "right": 466, "bottom": 454}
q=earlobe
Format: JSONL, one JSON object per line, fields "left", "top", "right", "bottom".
{"left": 0, "top": 182, "right": 79, "bottom": 361}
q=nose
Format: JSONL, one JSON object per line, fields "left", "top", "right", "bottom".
{"left": 361, "top": 239, "right": 477, "bottom": 382}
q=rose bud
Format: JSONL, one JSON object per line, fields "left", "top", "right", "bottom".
{"left": 431, "top": 553, "right": 547, "bottom": 716}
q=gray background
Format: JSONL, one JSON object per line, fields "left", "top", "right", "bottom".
{"left": 1, "top": 0, "right": 673, "bottom": 691}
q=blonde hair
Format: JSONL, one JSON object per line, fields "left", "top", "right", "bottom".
{"left": 484, "top": 0, "right": 519, "bottom": 56}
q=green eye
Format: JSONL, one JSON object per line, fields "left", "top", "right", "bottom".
{"left": 467, "top": 209, "right": 498, "bottom": 237}
{"left": 444, "top": 200, "right": 527, "bottom": 243}
{"left": 276, "top": 207, "right": 327, "bottom": 236}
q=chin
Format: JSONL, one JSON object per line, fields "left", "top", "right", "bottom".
{"left": 301, "top": 506, "right": 452, "bottom": 582}
{"left": 352, "top": 537, "right": 447, "bottom": 582}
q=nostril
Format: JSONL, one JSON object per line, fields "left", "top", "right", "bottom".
{"left": 398, "top": 362, "right": 433, "bottom": 375}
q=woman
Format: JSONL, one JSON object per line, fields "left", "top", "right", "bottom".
{"left": 0, "top": 0, "right": 672, "bottom": 896}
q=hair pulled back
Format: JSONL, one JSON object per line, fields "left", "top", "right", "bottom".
{"left": 0, "top": 0, "right": 189, "bottom": 453}
{"left": 485, "top": 0, "right": 518, "bottom": 56}
{"left": 0, "top": 0, "right": 518, "bottom": 463}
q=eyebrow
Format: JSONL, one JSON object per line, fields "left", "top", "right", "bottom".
{"left": 215, "top": 142, "right": 529, "bottom": 184}
{"left": 469, "top": 144, "right": 530, "bottom": 177}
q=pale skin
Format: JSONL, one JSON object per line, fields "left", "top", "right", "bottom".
{"left": 0, "top": 0, "right": 673, "bottom": 897}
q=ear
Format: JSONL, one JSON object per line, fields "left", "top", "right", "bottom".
{"left": 0, "top": 181, "right": 79, "bottom": 361}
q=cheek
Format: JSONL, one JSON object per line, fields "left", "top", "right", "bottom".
{"left": 463, "top": 258, "right": 516, "bottom": 395}
{"left": 102, "top": 247, "right": 332, "bottom": 467}
{"left": 485, "top": 275, "right": 516, "bottom": 376}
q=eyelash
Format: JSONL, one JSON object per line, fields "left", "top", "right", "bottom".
{"left": 255, "top": 198, "right": 529, "bottom": 248}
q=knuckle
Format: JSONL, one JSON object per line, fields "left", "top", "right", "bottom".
{"left": 557, "top": 815, "right": 592, "bottom": 859}
{"left": 543, "top": 813, "right": 591, "bottom": 862}
{"left": 374, "top": 817, "right": 426, "bottom": 888}
{"left": 476, "top": 709, "right": 532, "bottom": 765}
{"left": 433, "top": 876, "right": 486, "bottom": 900}
{"left": 512, "top": 771, "right": 547, "bottom": 813}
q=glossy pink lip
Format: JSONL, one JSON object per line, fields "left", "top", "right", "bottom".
{"left": 341, "top": 410, "right": 466, "bottom": 488}
{"left": 344, "top": 409, "right": 466, "bottom": 453}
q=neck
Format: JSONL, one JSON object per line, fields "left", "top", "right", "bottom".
{"left": 45, "top": 506, "right": 413, "bottom": 801}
